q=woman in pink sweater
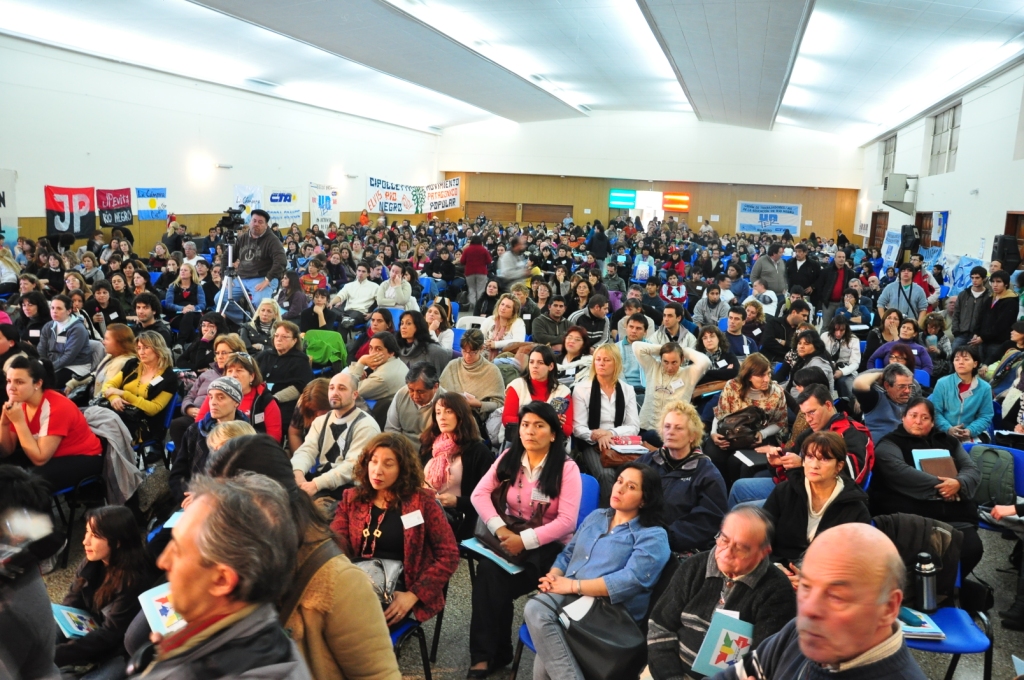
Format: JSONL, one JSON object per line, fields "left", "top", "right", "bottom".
{"left": 467, "top": 401, "right": 582, "bottom": 678}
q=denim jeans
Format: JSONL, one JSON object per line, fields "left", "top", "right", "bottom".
{"left": 215, "top": 276, "right": 277, "bottom": 323}
{"left": 524, "top": 594, "right": 585, "bottom": 680}
{"left": 727, "top": 474, "right": 775, "bottom": 509}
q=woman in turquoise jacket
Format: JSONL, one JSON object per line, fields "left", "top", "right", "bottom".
{"left": 931, "top": 345, "right": 994, "bottom": 442}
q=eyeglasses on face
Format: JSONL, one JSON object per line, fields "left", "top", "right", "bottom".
{"left": 714, "top": 531, "right": 754, "bottom": 558}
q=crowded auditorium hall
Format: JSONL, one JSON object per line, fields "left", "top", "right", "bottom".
{"left": 4, "top": 1, "right": 1024, "bottom": 678}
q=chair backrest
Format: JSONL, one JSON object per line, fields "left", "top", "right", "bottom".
{"left": 451, "top": 301, "right": 460, "bottom": 322}
{"left": 578, "top": 474, "right": 599, "bottom": 529}
{"left": 456, "top": 315, "right": 486, "bottom": 330}
{"left": 387, "top": 307, "right": 404, "bottom": 328}
{"left": 860, "top": 340, "right": 867, "bottom": 354}
{"left": 163, "top": 393, "right": 180, "bottom": 429}
{"left": 149, "top": 271, "right": 160, "bottom": 285}
{"left": 718, "top": 317, "right": 728, "bottom": 331}
{"left": 914, "top": 369, "right": 930, "bottom": 388}
{"left": 88, "top": 340, "right": 105, "bottom": 370}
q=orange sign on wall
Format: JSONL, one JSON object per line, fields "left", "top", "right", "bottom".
{"left": 662, "top": 192, "right": 690, "bottom": 211}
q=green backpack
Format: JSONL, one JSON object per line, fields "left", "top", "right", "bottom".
{"left": 968, "top": 445, "right": 1016, "bottom": 507}
{"left": 304, "top": 330, "right": 347, "bottom": 367}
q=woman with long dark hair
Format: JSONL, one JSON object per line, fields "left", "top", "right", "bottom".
{"left": 55, "top": 506, "right": 156, "bottom": 675}
{"left": 502, "top": 345, "right": 574, "bottom": 441}
{"left": 558, "top": 325, "right": 594, "bottom": 384}
{"left": 695, "top": 325, "right": 739, "bottom": 385}
{"left": 821, "top": 315, "right": 861, "bottom": 401}
{"left": 276, "top": 271, "right": 308, "bottom": 322}
{"left": 777, "top": 330, "right": 835, "bottom": 400}
{"left": 467, "top": 401, "right": 583, "bottom": 677}
{"left": 0, "top": 323, "right": 36, "bottom": 403}
{"left": 419, "top": 392, "right": 495, "bottom": 540}
{"left": 869, "top": 318, "right": 934, "bottom": 375}
{"left": 396, "top": 310, "right": 449, "bottom": 376}
{"left": 474, "top": 279, "right": 501, "bottom": 318}
{"left": 16, "top": 291, "right": 50, "bottom": 347}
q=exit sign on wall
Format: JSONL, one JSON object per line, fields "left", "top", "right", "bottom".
{"left": 608, "top": 188, "right": 636, "bottom": 209}
{"left": 663, "top": 192, "right": 690, "bottom": 211}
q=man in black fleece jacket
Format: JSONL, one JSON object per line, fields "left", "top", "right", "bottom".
{"left": 709, "top": 523, "right": 926, "bottom": 680}
{"left": 647, "top": 508, "right": 795, "bottom": 679}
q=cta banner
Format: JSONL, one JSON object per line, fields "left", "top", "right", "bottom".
{"left": 96, "top": 188, "right": 134, "bottom": 228}
{"left": 46, "top": 185, "right": 96, "bottom": 239}
{"left": 136, "top": 188, "right": 167, "bottom": 221}
{"left": 309, "top": 183, "right": 338, "bottom": 230}
{"left": 735, "top": 201, "right": 802, "bottom": 236}
{"left": 366, "top": 176, "right": 460, "bottom": 214}
{"left": 233, "top": 185, "right": 263, "bottom": 223}
{"left": 265, "top": 186, "right": 302, "bottom": 225}
{"left": 0, "top": 169, "right": 16, "bottom": 230}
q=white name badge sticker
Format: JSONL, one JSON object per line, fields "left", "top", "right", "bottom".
{"left": 743, "top": 345, "right": 751, "bottom": 354}
{"left": 266, "top": 382, "right": 275, "bottom": 390}
{"left": 401, "top": 510, "right": 424, "bottom": 530}
{"left": 717, "top": 359, "right": 728, "bottom": 368}
{"left": 56, "top": 337, "right": 66, "bottom": 344}
{"left": 281, "top": 301, "right": 289, "bottom": 308}
{"left": 531, "top": 488, "right": 551, "bottom": 503}
{"left": 669, "top": 378, "right": 685, "bottom": 391}
{"left": 254, "top": 412, "right": 265, "bottom": 424}
{"left": 752, "top": 328, "right": 761, "bottom": 336}
{"left": 523, "top": 314, "right": 531, "bottom": 320}
{"left": 109, "top": 312, "right": 119, "bottom": 320}
{"left": 564, "top": 367, "right": 576, "bottom": 376}
{"left": 912, "top": 349, "right": 918, "bottom": 355}
{"left": 29, "top": 330, "right": 40, "bottom": 338}
{"left": 149, "top": 375, "right": 163, "bottom": 386}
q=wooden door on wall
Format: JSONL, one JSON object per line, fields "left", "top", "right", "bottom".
{"left": 465, "top": 201, "right": 516, "bottom": 223}
{"left": 522, "top": 204, "right": 573, "bottom": 224}
{"left": 915, "top": 212, "right": 933, "bottom": 247}
{"left": 868, "top": 211, "right": 888, "bottom": 249}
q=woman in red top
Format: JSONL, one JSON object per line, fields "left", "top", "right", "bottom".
{"left": 0, "top": 356, "right": 103, "bottom": 491}
{"left": 501, "top": 345, "right": 573, "bottom": 442}
{"left": 195, "top": 352, "right": 283, "bottom": 443}
{"left": 461, "top": 235, "right": 494, "bottom": 309}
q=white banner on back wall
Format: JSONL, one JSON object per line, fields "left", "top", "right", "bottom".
{"left": 265, "top": 186, "right": 303, "bottom": 225}
{"left": 0, "top": 169, "right": 17, "bottom": 233}
{"left": 366, "top": 176, "right": 460, "bottom": 214}
{"left": 309, "top": 183, "right": 338, "bottom": 230}
{"left": 735, "top": 201, "right": 802, "bottom": 237}
{"left": 233, "top": 185, "right": 263, "bottom": 223}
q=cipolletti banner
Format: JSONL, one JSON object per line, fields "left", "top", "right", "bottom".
{"left": 735, "top": 201, "right": 802, "bottom": 236}
{"left": 96, "top": 188, "right": 134, "bottom": 228}
{"left": 0, "top": 169, "right": 17, "bottom": 231}
{"left": 309, "top": 183, "right": 338, "bottom": 230}
{"left": 45, "top": 185, "right": 96, "bottom": 239}
{"left": 265, "top": 186, "right": 302, "bottom": 225}
{"left": 366, "top": 176, "right": 460, "bottom": 215}
{"left": 233, "top": 185, "right": 263, "bottom": 223}
{"left": 136, "top": 188, "right": 167, "bottom": 221}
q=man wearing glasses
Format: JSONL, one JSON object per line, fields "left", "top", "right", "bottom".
{"left": 646, "top": 507, "right": 796, "bottom": 679}
{"left": 853, "top": 363, "right": 915, "bottom": 442}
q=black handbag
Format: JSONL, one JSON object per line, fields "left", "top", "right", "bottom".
{"left": 529, "top": 594, "right": 647, "bottom": 680}
{"left": 716, "top": 405, "right": 769, "bottom": 449}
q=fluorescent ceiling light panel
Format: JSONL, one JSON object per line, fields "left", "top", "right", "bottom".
{"left": 0, "top": 0, "right": 497, "bottom": 132}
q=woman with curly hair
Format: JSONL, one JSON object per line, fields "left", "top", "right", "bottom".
{"left": 331, "top": 432, "right": 459, "bottom": 626}
{"left": 696, "top": 325, "right": 739, "bottom": 385}
{"left": 742, "top": 299, "right": 767, "bottom": 347}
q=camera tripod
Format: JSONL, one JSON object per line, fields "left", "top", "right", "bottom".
{"left": 214, "top": 242, "right": 258, "bottom": 323}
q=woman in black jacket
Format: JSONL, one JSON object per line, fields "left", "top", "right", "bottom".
{"left": 419, "top": 392, "right": 495, "bottom": 540}
{"left": 175, "top": 312, "right": 228, "bottom": 372}
{"left": 695, "top": 325, "right": 739, "bottom": 385}
{"left": 256, "top": 319, "right": 313, "bottom": 426}
{"left": 55, "top": 506, "right": 156, "bottom": 676}
{"left": 762, "top": 431, "right": 870, "bottom": 585}
{"left": 275, "top": 271, "right": 308, "bottom": 322}
{"left": 16, "top": 291, "right": 50, "bottom": 347}
{"left": 474, "top": 279, "right": 501, "bottom": 318}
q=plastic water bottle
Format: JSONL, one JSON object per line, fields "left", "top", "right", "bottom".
{"left": 915, "top": 552, "right": 938, "bottom": 613}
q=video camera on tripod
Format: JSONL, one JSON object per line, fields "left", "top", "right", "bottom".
{"left": 213, "top": 205, "right": 257, "bottom": 321}
{"left": 216, "top": 206, "right": 246, "bottom": 245}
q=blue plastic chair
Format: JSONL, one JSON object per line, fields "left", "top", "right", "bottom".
{"left": 52, "top": 475, "right": 104, "bottom": 568}
{"left": 860, "top": 340, "right": 867, "bottom": 355}
{"left": 939, "top": 284, "right": 950, "bottom": 298}
{"left": 718, "top": 317, "right": 728, "bottom": 331}
{"left": 451, "top": 328, "right": 466, "bottom": 353}
{"left": 905, "top": 607, "right": 992, "bottom": 680}
{"left": 914, "top": 369, "right": 931, "bottom": 388}
{"left": 509, "top": 474, "right": 599, "bottom": 679}
{"left": 134, "top": 393, "right": 180, "bottom": 465}
{"left": 451, "top": 301, "right": 460, "bottom": 322}
{"left": 149, "top": 271, "right": 161, "bottom": 285}
{"left": 390, "top": 619, "right": 432, "bottom": 680}
{"left": 387, "top": 307, "right": 404, "bottom": 328}
{"left": 962, "top": 442, "right": 1024, "bottom": 532}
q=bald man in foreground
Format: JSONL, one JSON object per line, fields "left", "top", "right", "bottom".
{"left": 712, "top": 523, "right": 927, "bottom": 680}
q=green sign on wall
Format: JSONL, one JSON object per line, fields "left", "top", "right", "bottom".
{"left": 609, "top": 188, "right": 636, "bottom": 209}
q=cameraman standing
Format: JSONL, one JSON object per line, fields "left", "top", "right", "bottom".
{"left": 216, "top": 209, "right": 287, "bottom": 324}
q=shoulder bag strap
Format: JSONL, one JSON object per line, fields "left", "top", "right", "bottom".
{"left": 279, "top": 540, "right": 342, "bottom": 625}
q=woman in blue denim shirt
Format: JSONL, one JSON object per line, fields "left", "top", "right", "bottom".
{"left": 522, "top": 462, "right": 671, "bottom": 680}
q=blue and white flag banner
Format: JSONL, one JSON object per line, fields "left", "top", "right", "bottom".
{"left": 309, "top": 183, "right": 338, "bottom": 230}
{"left": 135, "top": 188, "right": 167, "bottom": 221}
{"left": 265, "top": 186, "right": 302, "bottom": 225}
{"left": 881, "top": 226, "right": 903, "bottom": 270}
{"left": 735, "top": 201, "right": 802, "bottom": 236}
{"left": 233, "top": 185, "right": 263, "bottom": 224}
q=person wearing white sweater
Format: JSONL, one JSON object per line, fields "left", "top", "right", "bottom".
{"left": 330, "top": 261, "right": 378, "bottom": 325}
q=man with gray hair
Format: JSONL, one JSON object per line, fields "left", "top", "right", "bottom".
{"left": 852, "top": 363, "right": 914, "bottom": 442}
{"left": 647, "top": 507, "right": 796, "bottom": 679}
{"left": 129, "top": 474, "right": 311, "bottom": 679}
{"left": 710, "top": 523, "right": 926, "bottom": 679}
{"left": 385, "top": 362, "right": 446, "bottom": 447}
{"left": 181, "top": 241, "right": 201, "bottom": 269}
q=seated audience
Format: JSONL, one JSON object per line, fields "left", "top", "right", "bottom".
{"left": 852, "top": 364, "right": 914, "bottom": 442}
{"left": 290, "top": 372, "right": 381, "bottom": 498}
{"left": 742, "top": 299, "right": 767, "bottom": 347}
{"left": 38, "top": 295, "right": 93, "bottom": 386}
{"left": 821, "top": 315, "right": 861, "bottom": 401}
{"left": 396, "top": 310, "right": 450, "bottom": 377}
{"left": 332, "top": 432, "right": 459, "bottom": 626}
{"left": 348, "top": 308, "right": 395, "bottom": 361}
{"left": 420, "top": 392, "right": 494, "bottom": 540}
{"left": 777, "top": 329, "right": 835, "bottom": 401}
{"left": 287, "top": 377, "right": 330, "bottom": 454}
{"left": 469, "top": 402, "right": 582, "bottom": 677}
{"left": 532, "top": 296, "right": 569, "bottom": 350}
{"left": 83, "top": 281, "right": 124, "bottom": 332}
{"left": 647, "top": 507, "right": 796, "bottom": 679}
{"left": 0, "top": 323, "right": 37, "bottom": 402}
{"left": 502, "top": 345, "right": 573, "bottom": 441}
{"left": 524, "top": 463, "right": 671, "bottom": 680}
{"left": 174, "top": 312, "right": 227, "bottom": 372}
{"left": 299, "top": 288, "right": 340, "bottom": 334}
{"left": 127, "top": 292, "right": 172, "bottom": 346}
{"left": 762, "top": 431, "right": 871, "bottom": 580}
{"left": 425, "top": 302, "right": 454, "bottom": 351}
{"left": 345, "top": 330, "right": 408, "bottom": 406}
{"left": 558, "top": 325, "right": 594, "bottom": 384}
{"left": 980, "top": 269, "right": 1017, "bottom": 362}
{"left": 861, "top": 307, "right": 902, "bottom": 371}
{"left": 276, "top": 270, "right": 308, "bottom": 322}
{"left": 930, "top": 345, "right": 993, "bottom": 442}
{"left": 101, "top": 330, "right": 178, "bottom": 444}
{"left": 481, "top": 293, "right": 527, "bottom": 360}
{"left": 16, "top": 291, "right": 50, "bottom": 346}
{"left": 869, "top": 318, "right": 933, "bottom": 374}
{"left": 439, "top": 329, "right": 505, "bottom": 425}
{"left": 638, "top": 400, "right": 727, "bottom": 555}
{"left": 759, "top": 301, "right": 809, "bottom": 362}
{"left": 696, "top": 324, "right": 740, "bottom": 385}
{"left": 384, "top": 362, "right": 445, "bottom": 448}
{"left": 56, "top": 506, "right": 156, "bottom": 677}
{"left": 724, "top": 305, "right": 757, "bottom": 357}
{"left": 922, "top": 312, "right": 954, "bottom": 379}
{"left": 715, "top": 523, "right": 928, "bottom": 679}
{"left": 65, "top": 323, "right": 134, "bottom": 403}
{"left": 239, "top": 299, "right": 281, "bottom": 353}
{"left": 256, "top": 320, "right": 314, "bottom": 426}
{"left": 871, "top": 396, "right": 983, "bottom": 575}
{"left": 197, "top": 352, "right": 281, "bottom": 441}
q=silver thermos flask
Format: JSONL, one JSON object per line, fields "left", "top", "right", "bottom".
{"left": 915, "top": 552, "right": 938, "bottom": 613}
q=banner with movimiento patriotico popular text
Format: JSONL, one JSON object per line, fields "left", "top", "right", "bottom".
{"left": 735, "top": 201, "right": 802, "bottom": 237}
{"left": 366, "top": 176, "right": 460, "bottom": 214}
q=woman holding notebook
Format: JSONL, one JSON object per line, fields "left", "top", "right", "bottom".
{"left": 870, "top": 397, "right": 983, "bottom": 575}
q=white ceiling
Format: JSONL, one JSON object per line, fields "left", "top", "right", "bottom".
{"left": 2, "top": 0, "right": 1024, "bottom": 141}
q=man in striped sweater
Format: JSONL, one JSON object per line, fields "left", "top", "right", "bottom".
{"left": 646, "top": 507, "right": 796, "bottom": 679}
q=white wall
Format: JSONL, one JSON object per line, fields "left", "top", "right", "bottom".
{"left": 437, "top": 111, "right": 865, "bottom": 189}
{"left": 0, "top": 35, "right": 441, "bottom": 217}
{"left": 858, "top": 62, "right": 1024, "bottom": 258}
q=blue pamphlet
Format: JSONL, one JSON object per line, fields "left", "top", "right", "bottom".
{"left": 52, "top": 603, "right": 99, "bottom": 638}
{"left": 911, "top": 449, "right": 949, "bottom": 470}
{"left": 692, "top": 610, "right": 754, "bottom": 676}
{"left": 138, "top": 582, "right": 187, "bottom": 635}
{"left": 899, "top": 606, "right": 945, "bottom": 639}
{"left": 460, "top": 537, "right": 524, "bottom": 575}
{"left": 163, "top": 510, "right": 184, "bottom": 529}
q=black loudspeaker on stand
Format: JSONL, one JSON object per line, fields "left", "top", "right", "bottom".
{"left": 992, "top": 235, "right": 1021, "bottom": 272}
